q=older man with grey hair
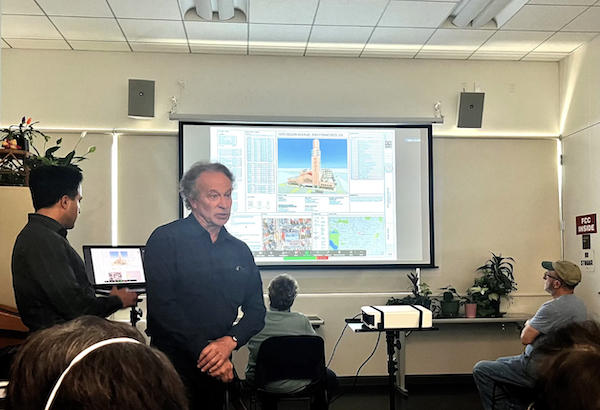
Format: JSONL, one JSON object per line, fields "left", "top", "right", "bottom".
{"left": 144, "top": 161, "right": 266, "bottom": 410}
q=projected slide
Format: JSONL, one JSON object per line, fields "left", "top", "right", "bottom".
{"left": 208, "top": 126, "right": 400, "bottom": 264}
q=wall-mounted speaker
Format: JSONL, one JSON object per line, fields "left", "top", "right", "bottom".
{"left": 457, "top": 92, "right": 484, "bottom": 128}
{"left": 128, "top": 79, "right": 155, "bottom": 119}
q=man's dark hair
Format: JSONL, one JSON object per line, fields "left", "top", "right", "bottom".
{"left": 179, "top": 161, "right": 234, "bottom": 210}
{"left": 7, "top": 316, "right": 189, "bottom": 410}
{"left": 268, "top": 274, "right": 299, "bottom": 311}
{"left": 532, "top": 320, "right": 600, "bottom": 410}
{"left": 29, "top": 165, "right": 83, "bottom": 211}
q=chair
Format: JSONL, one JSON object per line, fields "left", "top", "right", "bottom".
{"left": 253, "top": 335, "right": 328, "bottom": 410}
{"left": 491, "top": 381, "right": 536, "bottom": 410}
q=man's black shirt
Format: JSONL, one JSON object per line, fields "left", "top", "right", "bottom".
{"left": 12, "top": 213, "right": 122, "bottom": 332}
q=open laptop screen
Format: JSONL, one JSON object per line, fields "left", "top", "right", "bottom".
{"left": 83, "top": 246, "right": 146, "bottom": 290}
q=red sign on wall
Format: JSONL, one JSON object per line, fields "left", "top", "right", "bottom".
{"left": 576, "top": 214, "right": 597, "bottom": 235}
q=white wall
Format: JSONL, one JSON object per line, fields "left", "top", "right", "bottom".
{"left": 1, "top": 49, "right": 563, "bottom": 376}
{"left": 560, "top": 36, "right": 600, "bottom": 320}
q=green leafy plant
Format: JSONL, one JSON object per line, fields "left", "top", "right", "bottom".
{"left": 1, "top": 116, "right": 48, "bottom": 151}
{"left": 27, "top": 131, "right": 96, "bottom": 171}
{"left": 466, "top": 285, "right": 495, "bottom": 317}
{"left": 1, "top": 117, "right": 96, "bottom": 186}
{"left": 471, "top": 252, "right": 517, "bottom": 316}
{"left": 439, "top": 285, "right": 467, "bottom": 304}
{"left": 387, "top": 272, "right": 441, "bottom": 316}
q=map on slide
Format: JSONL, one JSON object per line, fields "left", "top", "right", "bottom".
{"left": 328, "top": 217, "right": 385, "bottom": 256}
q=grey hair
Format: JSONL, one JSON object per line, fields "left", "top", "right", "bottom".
{"left": 179, "top": 161, "right": 235, "bottom": 210}
{"left": 268, "top": 274, "right": 299, "bottom": 311}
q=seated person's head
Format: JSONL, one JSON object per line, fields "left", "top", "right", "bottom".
{"left": 268, "top": 274, "right": 299, "bottom": 311}
{"left": 29, "top": 165, "right": 83, "bottom": 229}
{"left": 7, "top": 316, "right": 188, "bottom": 410}
{"left": 533, "top": 320, "right": 600, "bottom": 410}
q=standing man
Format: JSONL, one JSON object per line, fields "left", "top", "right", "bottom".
{"left": 144, "top": 161, "right": 266, "bottom": 410}
{"left": 12, "top": 165, "right": 138, "bottom": 333}
{"left": 473, "top": 259, "right": 587, "bottom": 410}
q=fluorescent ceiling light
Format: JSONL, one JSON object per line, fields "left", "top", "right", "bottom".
{"left": 452, "top": 0, "right": 528, "bottom": 29}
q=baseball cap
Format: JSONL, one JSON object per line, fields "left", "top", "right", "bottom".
{"left": 541, "top": 260, "right": 582, "bottom": 286}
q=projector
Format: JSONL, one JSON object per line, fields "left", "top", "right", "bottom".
{"left": 361, "top": 305, "right": 433, "bottom": 330}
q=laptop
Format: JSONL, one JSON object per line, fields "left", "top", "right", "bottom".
{"left": 83, "top": 245, "right": 147, "bottom": 294}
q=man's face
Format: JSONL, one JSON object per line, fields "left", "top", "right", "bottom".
{"left": 64, "top": 185, "right": 82, "bottom": 230}
{"left": 190, "top": 171, "right": 232, "bottom": 232}
{"left": 543, "top": 270, "right": 561, "bottom": 295}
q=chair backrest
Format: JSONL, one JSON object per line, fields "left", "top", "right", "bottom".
{"left": 255, "top": 335, "right": 326, "bottom": 389}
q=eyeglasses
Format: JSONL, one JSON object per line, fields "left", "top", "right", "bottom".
{"left": 543, "top": 272, "right": 562, "bottom": 282}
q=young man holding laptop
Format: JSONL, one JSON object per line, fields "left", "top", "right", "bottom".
{"left": 11, "top": 165, "right": 137, "bottom": 333}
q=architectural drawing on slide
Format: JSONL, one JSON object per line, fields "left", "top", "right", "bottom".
{"left": 287, "top": 139, "right": 337, "bottom": 190}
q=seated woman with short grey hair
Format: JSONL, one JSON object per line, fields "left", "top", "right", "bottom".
{"left": 245, "top": 273, "right": 337, "bottom": 396}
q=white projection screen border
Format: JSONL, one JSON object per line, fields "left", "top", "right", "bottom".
{"left": 179, "top": 119, "right": 435, "bottom": 269}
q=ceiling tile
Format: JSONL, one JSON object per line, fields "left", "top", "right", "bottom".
{"left": 367, "top": 27, "right": 433, "bottom": 45}
{"left": 562, "top": 6, "right": 600, "bottom": 32}
{"left": 468, "top": 51, "right": 527, "bottom": 60}
{"left": 422, "top": 28, "right": 494, "bottom": 51}
{"left": 51, "top": 17, "right": 126, "bottom": 42}
{"left": 314, "top": 0, "right": 389, "bottom": 26}
{"left": 478, "top": 30, "right": 554, "bottom": 52}
{"left": 379, "top": 1, "right": 457, "bottom": 28}
{"left": 185, "top": 21, "right": 248, "bottom": 41}
{"left": 35, "top": 0, "right": 114, "bottom": 18}
{"left": 69, "top": 40, "right": 131, "bottom": 52}
{"left": 249, "top": 24, "right": 310, "bottom": 54}
{"left": 2, "top": 0, "right": 43, "bottom": 15}
{"left": 186, "top": 21, "right": 247, "bottom": 53}
{"left": 107, "top": 0, "right": 182, "bottom": 20}
{"left": 534, "top": 31, "right": 598, "bottom": 52}
{"left": 415, "top": 49, "right": 470, "bottom": 59}
{"left": 248, "top": 0, "right": 319, "bottom": 24}
{"left": 119, "top": 19, "right": 187, "bottom": 43}
{"left": 1, "top": 38, "right": 71, "bottom": 50}
{"left": 1, "top": 15, "right": 62, "bottom": 39}
{"left": 501, "top": 5, "right": 588, "bottom": 31}
{"left": 306, "top": 25, "right": 372, "bottom": 56}
{"left": 131, "top": 42, "right": 191, "bottom": 53}
{"left": 362, "top": 27, "right": 432, "bottom": 56}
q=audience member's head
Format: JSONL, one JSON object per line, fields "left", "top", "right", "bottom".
{"left": 532, "top": 320, "right": 600, "bottom": 410}
{"left": 268, "top": 274, "right": 299, "bottom": 311}
{"left": 29, "top": 165, "right": 83, "bottom": 211}
{"left": 541, "top": 260, "right": 581, "bottom": 293}
{"left": 7, "top": 316, "right": 189, "bottom": 410}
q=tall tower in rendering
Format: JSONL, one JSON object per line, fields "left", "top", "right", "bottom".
{"left": 311, "top": 139, "right": 321, "bottom": 188}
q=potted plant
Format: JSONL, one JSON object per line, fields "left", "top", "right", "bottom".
{"left": 438, "top": 285, "right": 465, "bottom": 317}
{"left": 387, "top": 272, "right": 441, "bottom": 317}
{"left": 1, "top": 117, "right": 95, "bottom": 186}
{"left": 473, "top": 252, "right": 517, "bottom": 317}
{"left": 465, "top": 285, "right": 490, "bottom": 318}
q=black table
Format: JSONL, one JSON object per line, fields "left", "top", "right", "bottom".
{"left": 347, "top": 320, "right": 437, "bottom": 410}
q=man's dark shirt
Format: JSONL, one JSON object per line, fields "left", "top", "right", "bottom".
{"left": 145, "top": 215, "right": 266, "bottom": 362}
{"left": 11, "top": 213, "right": 122, "bottom": 332}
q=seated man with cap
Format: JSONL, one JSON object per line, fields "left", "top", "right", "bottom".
{"left": 473, "top": 259, "right": 587, "bottom": 410}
